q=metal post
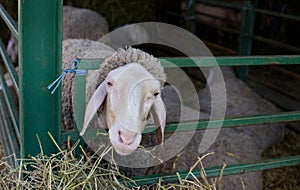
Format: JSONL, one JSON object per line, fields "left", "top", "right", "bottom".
{"left": 236, "top": 0, "right": 255, "bottom": 79}
{"left": 184, "top": 0, "right": 197, "bottom": 34}
{"left": 19, "top": 0, "right": 62, "bottom": 157}
{"left": 239, "top": 1, "right": 255, "bottom": 55}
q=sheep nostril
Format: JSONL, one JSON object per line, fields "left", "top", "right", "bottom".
{"left": 118, "top": 132, "right": 135, "bottom": 146}
{"left": 118, "top": 130, "right": 123, "bottom": 143}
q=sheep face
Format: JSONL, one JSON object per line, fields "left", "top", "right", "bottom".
{"left": 81, "top": 63, "right": 166, "bottom": 155}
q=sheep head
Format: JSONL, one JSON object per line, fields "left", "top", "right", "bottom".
{"left": 80, "top": 63, "right": 166, "bottom": 155}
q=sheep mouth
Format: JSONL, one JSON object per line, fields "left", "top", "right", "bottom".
{"left": 109, "top": 132, "right": 142, "bottom": 155}
{"left": 113, "top": 145, "right": 137, "bottom": 155}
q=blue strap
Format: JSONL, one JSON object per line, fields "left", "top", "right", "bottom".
{"left": 47, "top": 59, "right": 87, "bottom": 94}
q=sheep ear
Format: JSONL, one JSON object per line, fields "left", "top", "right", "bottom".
{"left": 150, "top": 95, "right": 166, "bottom": 145}
{"left": 80, "top": 82, "right": 107, "bottom": 136}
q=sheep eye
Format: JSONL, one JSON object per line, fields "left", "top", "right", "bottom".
{"left": 107, "top": 82, "right": 113, "bottom": 86}
{"left": 153, "top": 92, "right": 159, "bottom": 97}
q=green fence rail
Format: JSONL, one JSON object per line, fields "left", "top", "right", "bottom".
{"left": 125, "top": 155, "right": 300, "bottom": 187}
{"left": 0, "top": 0, "right": 299, "bottom": 188}
{"left": 71, "top": 56, "right": 300, "bottom": 185}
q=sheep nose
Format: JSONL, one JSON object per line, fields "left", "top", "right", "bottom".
{"left": 118, "top": 131, "right": 136, "bottom": 146}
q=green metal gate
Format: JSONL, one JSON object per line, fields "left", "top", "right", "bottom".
{"left": 0, "top": 0, "right": 62, "bottom": 166}
{"left": 0, "top": 0, "right": 299, "bottom": 187}
{"left": 75, "top": 56, "right": 300, "bottom": 186}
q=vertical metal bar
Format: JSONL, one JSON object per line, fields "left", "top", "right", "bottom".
{"left": 236, "top": 0, "right": 255, "bottom": 79}
{"left": 184, "top": 0, "right": 197, "bottom": 33}
{"left": 239, "top": 1, "right": 255, "bottom": 55}
{"left": 74, "top": 74, "right": 88, "bottom": 155}
{"left": 19, "top": 0, "right": 62, "bottom": 157}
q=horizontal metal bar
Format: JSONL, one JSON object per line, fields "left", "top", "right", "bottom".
{"left": 253, "top": 35, "right": 300, "bottom": 53}
{"left": 254, "top": 7, "right": 300, "bottom": 21}
{"left": 127, "top": 155, "right": 300, "bottom": 186}
{"left": 143, "top": 111, "right": 300, "bottom": 134}
{"left": 0, "top": 4, "right": 18, "bottom": 39}
{"left": 202, "top": 39, "right": 237, "bottom": 55}
{"left": 197, "top": 0, "right": 244, "bottom": 10}
{"left": 195, "top": 11, "right": 240, "bottom": 25}
{"left": 78, "top": 55, "right": 300, "bottom": 69}
{"left": 77, "top": 58, "right": 105, "bottom": 70}
{"left": 63, "top": 111, "right": 300, "bottom": 142}
{"left": 248, "top": 76, "right": 300, "bottom": 102}
{"left": 0, "top": 38, "right": 19, "bottom": 95}
{"left": 186, "top": 16, "right": 240, "bottom": 34}
{"left": 193, "top": 11, "right": 237, "bottom": 24}
{"left": 197, "top": 0, "right": 300, "bottom": 22}
{"left": 160, "top": 55, "right": 300, "bottom": 67}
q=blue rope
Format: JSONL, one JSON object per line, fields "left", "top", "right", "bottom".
{"left": 47, "top": 59, "right": 87, "bottom": 94}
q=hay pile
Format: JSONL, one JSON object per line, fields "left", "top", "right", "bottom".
{"left": 0, "top": 133, "right": 221, "bottom": 190}
{"left": 0, "top": 134, "right": 132, "bottom": 189}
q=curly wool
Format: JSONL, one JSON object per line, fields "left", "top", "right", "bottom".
{"left": 96, "top": 47, "right": 166, "bottom": 87}
{"left": 62, "top": 39, "right": 114, "bottom": 130}
{"left": 62, "top": 39, "right": 166, "bottom": 130}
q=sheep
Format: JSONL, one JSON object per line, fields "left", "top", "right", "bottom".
{"left": 62, "top": 6, "right": 108, "bottom": 41}
{"left": 6, "top": 6, "right": 109, "bottom": 66}
{"left": 62, "top": 39, "right": 166, "bottom": 155}
{"left": 61, "top": 39, "right": 285, "bottom": 189}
